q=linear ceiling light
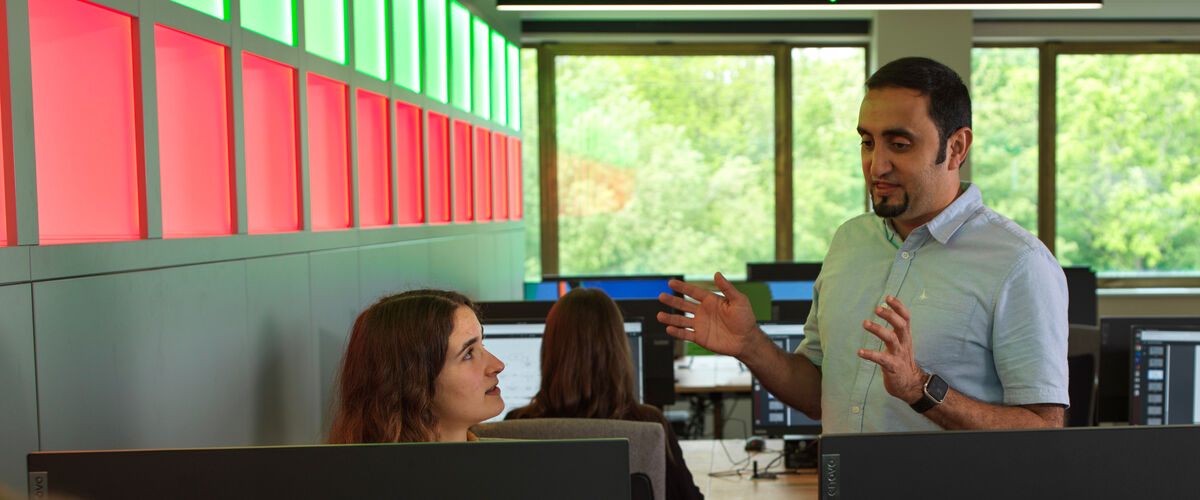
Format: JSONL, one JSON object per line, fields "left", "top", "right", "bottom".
{"left": 496, "top": 1, "right": 1103, "bottom": 11}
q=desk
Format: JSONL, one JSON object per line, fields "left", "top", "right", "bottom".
{"left": 681, "top": 438, "right": 818, "bottom": 500}
{"left": 675, "top": 355, "right": 752, "bottom": 439}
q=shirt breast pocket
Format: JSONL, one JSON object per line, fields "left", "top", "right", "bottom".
{"left": 906, "top": 293, "right": 983, "bottom": 373}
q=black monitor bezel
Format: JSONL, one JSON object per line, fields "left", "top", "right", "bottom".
{"left": 1128, "top": 322, "right": 1200, "bottom": 425}
{"left": 1098, "top": 315, "right": 1200, "bottom": 423}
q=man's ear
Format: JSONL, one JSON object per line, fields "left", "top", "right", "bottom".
{"left": 947, "top": 126, "right": 973, "bottom": 171}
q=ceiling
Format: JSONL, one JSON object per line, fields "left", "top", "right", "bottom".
{"left": 487, "top": 0, "right": 1200, "bottom": 21}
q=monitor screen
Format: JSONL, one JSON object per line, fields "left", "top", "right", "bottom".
{"left": 482, "top": 320, "right": 644, "bottom": 421}
{"left": 527, "top": 275, "right": 683, "bottom": 300}
{"left": 1098, "top": 316, "right": 1200, "bottom": 423}
{"left": 1131, "top": 326, "right": 1200, "bottom": 425}
{"left": 751, "top": 322, "right": 822, "bottom": 437}
{"left": 764, "top": 281, "right": 815, "bottom": 301}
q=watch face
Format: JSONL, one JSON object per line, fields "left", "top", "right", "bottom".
{"left": 926, "top": 374, "right": 949, "bottom": 402}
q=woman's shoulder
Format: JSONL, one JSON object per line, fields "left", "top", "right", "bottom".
{"left": 629, "top": 404, "right": 668, "bottom": 424}
{"left": 503, "top": 406, "right": 535, "bottom": 420}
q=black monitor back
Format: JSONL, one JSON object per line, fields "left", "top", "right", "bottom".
{"left": 819, "top": 425, "right": 1200, "bottom": 500}
{"left": 1062, "top": 266, "right": 1098, "bottom": 326}
{"left": 746, "top": 262, "right": 822, "bottom": 281}
{"left": 27, "top": 439, "right": 630, "bottom": 500}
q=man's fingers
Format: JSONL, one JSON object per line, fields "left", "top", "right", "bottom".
{"left": 874, "top": 306, "right": 908, "bottom": 336}
{"left": 862, "top": 320, "right": 899, "bottom": 349}
{"left": 658, "top": 292, "right": 699, "bottom": 314}
{"left": 657, "top": 311, "right": 694, "bottom": 330}
{"left": 667, "top": 279, "right": 715, "bottom": 303}
{"left": 713, "top": 272, "right": 745, "bottom": 302}
{"left": 664, "top": 325, "right": 694, "bottom": 341}
{"left": 884, "top": 295, "right": 911, "bottom": 321}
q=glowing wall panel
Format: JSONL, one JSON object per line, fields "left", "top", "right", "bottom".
{"left": 242, "top": 52, "right": 301, "bottom": 234}
{"left": 29, "top": 0, "right": 143, "bottom": 244}
{"left": 306, "top": 73, "right": 351, "bottom": 231}
{"left": 392, "top": 0, "right": 421, "bottom": 92}
{"left": 427, "top": 112, "right": 450, "bottom": 224}
{"left": 304, "top": 0, "right": 346, "bottom": 64}
{"left": 356, "top": 89, "right": 392, "bottom": 227}
{"left": 452, "top": 119, "right": 472, "bottom": 222}
{"left": 471, "top": 17, "right": 489, "bottom": 120}
{"left": 423, "top": 0, "right": 447, "bottom": 103}
{"left": 492, "top": 132, "right": 508, "bottom": 221}
{"left": 171, "top": 0, "right": 227, "bottom": 20}
{"left": 490, "top": 31, "right": 507, "bottom": 125}
{"left": 448, "top": 1, "right": 470, "bottom": 112}
{"left": 155, "top": 25, "right": 234, "bottom": 238}
{"left": 353, "top": 0, "right": 387, "bottom": 80}
{"left": 474, "top": 128, "right": 492, "bottom": 222}
{"left": 507, "top": 42, "right": 519, "bottom": 130}
{"left": 509, "top": 137, "right": 521, "bottom": 219}
{"left": 1, "top": 13, "right": 10, "bottom": 245}
{"left": 241, "top": 0, "right": 294, "bottom": 45}
{"left": 395, "top": 101, "right": 424, "bottom": 224}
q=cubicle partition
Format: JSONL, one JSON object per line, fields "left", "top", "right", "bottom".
{"left": 819, "top": 425, "right": 1199, "bottom": 499}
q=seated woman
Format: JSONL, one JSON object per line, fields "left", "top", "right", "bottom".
{"left": 506, "top": 288, "right": 704, "bottom": 500}
{"left": 328, "top": 289, "right": 505, "bottom": 443}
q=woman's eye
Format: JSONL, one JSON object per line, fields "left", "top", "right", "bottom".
{"left": 463, "top": 349, "right": 473, "bottom": 361}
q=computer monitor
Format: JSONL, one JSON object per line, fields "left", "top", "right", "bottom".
{"left": 751, "top": 322, "right": 822, "bottom": 438}
{"left": 1130, "top": 324, "right": 1200, "bottom": 425}
{"left": 481, "top": 319, "right": 645, "bottom": 422}
{"left": 745, "top": 262, "right": 822, "bottom": 282}
{"left": 27, "top": 439, "right": 631, "bottom": 499}
{"left": 1098, "top": 316, "right": 1200, "bottom": 423}
{"left": 1063, "top": 266, "right": 1098, "bottom": 326}
{"left": 527, "top": 274, "right": 683, "bottom": 301}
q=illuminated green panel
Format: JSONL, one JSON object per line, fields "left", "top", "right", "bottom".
{"left": 506, "top": 42, "right": 519, "bottom": 130}
{"left": 171, "top": 0, "right": 227, "bottom": 20}
{"left": 490, "top": 31, "right": 507, "bottom": 125}
{"left": 393, "top": 0, "right": 421, "bottom": 92}
{"left": 305, "top": 0, "right": 345, "bottom": 64}
{"left": 472, "top": 18, "right": 490, "bottom": 119}
{"left": 449, "top": 1, "right": 471, "bottom": 112}
{"left": 423, "top": 0, "right": 448, "bottom": 103}
{"left": 354, "top": 0, "right": 387, "bottom": 80}
{"left": 241, "top": 0, "right": 294, "bottom": 45}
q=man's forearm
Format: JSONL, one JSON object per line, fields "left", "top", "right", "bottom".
{"left": 739, "top": 335, "right": 823, "bottom": 419}
{"left": 921, "top": 389, "right": 1065, "bottom": 430}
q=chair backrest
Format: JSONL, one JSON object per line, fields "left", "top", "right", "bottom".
{"left": 1066, "top": 323, "right": 1102, "bottom": 427}
{"left": 471, "top": 418, "right": 666, "bottom": 500}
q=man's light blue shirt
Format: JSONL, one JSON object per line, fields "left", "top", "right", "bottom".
{"left": 797, "top": 182, "right": 1070, "bottom": 433}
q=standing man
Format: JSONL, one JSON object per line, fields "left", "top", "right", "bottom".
{"left": 658, "top": 57, "right": 1068, "bottom": 432}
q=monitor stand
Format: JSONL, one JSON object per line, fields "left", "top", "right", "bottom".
{"left": 782, "top": 434, "right": 819, "bottom": 469}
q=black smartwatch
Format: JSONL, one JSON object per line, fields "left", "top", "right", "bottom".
{"left": 909, "top": 373, "right": 948, "bottom": 414}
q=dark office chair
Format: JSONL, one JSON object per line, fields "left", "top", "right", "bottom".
{"left": 1066, "top": 323, "right": 1101, "bottom": 427}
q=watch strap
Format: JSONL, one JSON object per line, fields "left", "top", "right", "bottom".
{"left": 909, "top": 373, "right": 946, "bottom": 414}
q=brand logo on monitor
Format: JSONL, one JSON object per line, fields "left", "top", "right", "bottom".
{"left": 28, "top": 472, "right": 48, "bottom": 498}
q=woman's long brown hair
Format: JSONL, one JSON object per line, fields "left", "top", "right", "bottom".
{"left": 508, "top": 288, "right": 656, "bottom": 422}
{"left": 327, "top": 289, "right": 477, "bottom": 443}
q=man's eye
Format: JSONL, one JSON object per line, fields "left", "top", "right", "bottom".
{"left": 860, "top": 140, "right": 873, "bottom": 149}
{"left": 892, "top": 142, "right": 911, "bottom": 150}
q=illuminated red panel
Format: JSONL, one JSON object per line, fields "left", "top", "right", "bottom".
{"left": 242, "top": 52, "right": 300, "bottom": 234}
{"left": 356, "top": 89, "right": 392, "bottom": 227}
{"left": 492, "top": 132, "right": 508, "bottom": 221}
{"left": 508, "top": 137, "right": 522, "bottom": 219}
{"left": 473, "top": 127, "right": 492, "bottom": 222}
{"left": 395, "top": 100, "right": 424, "bottom": 225}
{"left": 306, "top": 72, "right": 351, "bottom": 231}
{"left": 155, "top": 25, "right": 233, "bottom": 238}
{"left": 452, "top": 120, "right": 472, "bottom": 223}
{"left": 29, "top": 0, "right": 143, "bottom": 244}
{"left": 0, "top": 7, "right": 11, "bottom": 245}
{"left": 427, "top": 112, "right": 450, "bottom": 224}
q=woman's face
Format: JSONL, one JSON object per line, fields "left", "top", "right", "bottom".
{"left": 431, "top": 306, "right": 506, "bottom": 439}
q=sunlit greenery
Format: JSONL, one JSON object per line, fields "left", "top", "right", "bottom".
{"left": 1056, "top": 54, "right": 1200, "bottom": 272}
{"left": 971, "top": 47, "right": 1039, "bottom": 235}
{"left": 521, "top": 49, "right": 540, "bottom": 281}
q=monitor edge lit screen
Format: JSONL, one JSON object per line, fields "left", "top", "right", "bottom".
{"left": 482, "top": 321, "right": 643, "bottom": 422}
{"left": 752, "top": 323, "right": 822, "bottom": 436}
{"left": 1130, "top": 325, "right": 1200, "bottom": 426}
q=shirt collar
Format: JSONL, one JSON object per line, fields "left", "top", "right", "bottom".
{"left": 925, "top": 181, "right": 981, "bottom": 244}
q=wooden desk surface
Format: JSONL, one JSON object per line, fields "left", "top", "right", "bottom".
{"left": 674, "top": 355, "right": 753, "bottom": 393}
{"left": 681, "top": 438, "right": 818, "bottom": 500}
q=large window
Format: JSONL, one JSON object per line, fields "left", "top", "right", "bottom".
{"left": 554, "top": 53, "right": 775, "bottom": 277}
{"left": 521, "top": 48, "right": 540, "bottom": 281}
{"left": 970, "top": 46, "right": 1039, "bottom": 235}
{"left": 792, "top": 47, "right": 868, "bottom": 261}
{"left": 1056, "top": 52, "right": 1200, "bottom": 273}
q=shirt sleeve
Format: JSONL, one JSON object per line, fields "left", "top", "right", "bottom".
{"left": 796, "top": 279, "right": 823, "bottom": 367}
{"left": 992, "top": 247, "right": 1071, "bottom": 406}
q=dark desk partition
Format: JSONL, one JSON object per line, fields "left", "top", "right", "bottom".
{"left": 819, "top": 425, "right": 1199, "bottom": 500}
{"left": 28, "top": 439, "right": 630, "bottom": 500}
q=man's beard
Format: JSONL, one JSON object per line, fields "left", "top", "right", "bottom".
{"left": 872, "top": 192, "right": 908, "bottom": 218}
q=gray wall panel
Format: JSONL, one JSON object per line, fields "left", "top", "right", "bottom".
{"left": 309, "top": 249, "right": 361, "bottom": 434}
{"left": 0, "top": 284, "right": 36, "bottom": 492}
{"left": 33, "top": 263, "right": 249, "bottom": 451}
{"left": 244, "top": 255, "right": 320, "bottom": 445}
{"left": 428, "top": 235, "right": 482, "bottom": 299}
{"left": 359, "top": 241, "right": 432, "bottom": 302}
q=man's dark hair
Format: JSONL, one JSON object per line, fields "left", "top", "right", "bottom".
{"left": 865, "top": 57, "right": 971, "bottom": 165}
